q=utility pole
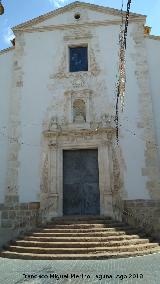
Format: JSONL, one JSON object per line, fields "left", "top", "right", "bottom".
{"left": 0, "top": 0, "right": 4, "bottom": 15}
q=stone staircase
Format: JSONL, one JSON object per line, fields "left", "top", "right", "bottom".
{"left": 0, "top": 216, "right": 160, "bottom": 259}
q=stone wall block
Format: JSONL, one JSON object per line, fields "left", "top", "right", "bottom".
{"left": 9, "top": 211, "right": 16, "bottom": 219}
{"left": 20, "top": 203, "right": 29, "bottom": 210}
{"left": 1, "top": 211, "right": 9, "bottom": 219}
{"left": 1, "top": 220, "right": 12, "bottom": 228}
{"left": 28, "top": 202, "right": 40, "bottom": 210}
{"left": 123, "top": 199, "right": 160, "bottom": 240}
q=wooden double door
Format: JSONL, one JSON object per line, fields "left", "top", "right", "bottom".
{"left": 63, "top": 149, "right": 100, "bottom": 215}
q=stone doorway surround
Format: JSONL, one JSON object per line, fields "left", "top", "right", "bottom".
{"left": 42, "top": 125, "right": 117, "bottom": 220}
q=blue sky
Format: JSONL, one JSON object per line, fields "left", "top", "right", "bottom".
{"left": 0, "top": 0, "right": 159, "bottom": 50}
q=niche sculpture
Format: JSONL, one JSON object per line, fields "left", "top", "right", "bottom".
{"left": 73, "top": 99, "right": 86, "bottom": 123}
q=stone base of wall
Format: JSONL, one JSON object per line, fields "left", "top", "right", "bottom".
{"left": 0, "top": 202, "right": 40, "bottom": 248}
{"left": 4, "top": 195, "right": 19, "bottom": 206}
{"left": 0, "top": 202, "right": 40, "bottom": 229}
{"left": 122, "top": 200, "right": 160, "bottom": 241}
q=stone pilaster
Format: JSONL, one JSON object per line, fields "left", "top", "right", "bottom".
{"left": 98, "top": 140, "right": 113, "bottom": 217}
{"left": 132, "top": 23, "right": 160, "bottom": 199}
{"left": 5, "top": 32, "right": 25, "bottom": 207}
{"left": 48, "top": 142, "right": 59, "bottom": 217}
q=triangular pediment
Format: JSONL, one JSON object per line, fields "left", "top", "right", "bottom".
{"left": 12, "top": 1, "right": 146, "bottom": 31}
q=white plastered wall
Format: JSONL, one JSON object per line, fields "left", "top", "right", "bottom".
{"left": 145, "top": 37, "right": 160, "bottom": 162}
{"left": 0, "top": 50, "right": 14, "bottom": 202}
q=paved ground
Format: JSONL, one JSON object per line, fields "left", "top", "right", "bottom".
{"left": 0, "top": 253, "right": 160, "bottom": 284}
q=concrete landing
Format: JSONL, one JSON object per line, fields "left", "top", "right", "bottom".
{"left": 0, "top": 253, "right": 160, "bottom": 283}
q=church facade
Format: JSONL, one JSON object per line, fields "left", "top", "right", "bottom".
{"left": 0, "top": 2, "right": 160, "bottom": 240}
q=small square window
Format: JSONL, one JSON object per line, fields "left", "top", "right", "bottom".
{"left": 69, "top": 46, "right": 88, "bottom": 72}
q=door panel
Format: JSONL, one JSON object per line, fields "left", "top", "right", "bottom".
{"left": 63, "top": 184, "right": 82, "bottom": 215}
{"left": 63, "top": 149, "right": 100, "bottom": 215}
{"left": 83, "top": 183, "right": 100, "bottom": 215}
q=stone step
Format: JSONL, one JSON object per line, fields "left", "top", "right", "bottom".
{"left": 15, "top": 239, "right": 150, "bottom": 248}
{"left": 7, "top": 243, "right": 159, "bottom": 254}
{"left": 51, "top": 216, "right": 112, "bottom": 222}
{"left": 24, "top": 235, "right": 142, "bottom": 242}
{"left": 1, "top": 216, "right": 158, "bottom": 260}
{"left": 45, "top": 222, "right": 127, "bottom": 229}
{"left": 1, "top": 246, "right": 159, "bottom": 260}
{"left": 47, "top": 219, "right": 119, "bottom": 225}
{"left": 31, "top": 230, "right": 142, "bottom": 238}
{"left": 39, "top": 226, "right": 134, "bottom": 233}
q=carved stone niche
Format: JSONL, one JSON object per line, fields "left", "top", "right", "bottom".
{"left": 73, "top": 99, "right": 86, "bottom": 123}
{"left": 64, "top": 89, "right": 93, "bottom": 127}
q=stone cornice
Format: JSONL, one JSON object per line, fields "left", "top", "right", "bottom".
{"left": 43, "top": 127, "right": 116, "bottom": 138}
{"left": 145, "top": 34, "right": 160, "bottom": 41}
{"left": 64, "top": 33, "right": 93, "bottom": 41}
{"left": 0, "top": 46, "right": 15, "bottom": 55}
{"left": 12, "top": 1, "right": 146, "bottom": 31}
{"left": 13, "top": 17, "right": 145, "bottom": 34}
{"left": 64, "top": 89, "right": 92, "bottom": 96}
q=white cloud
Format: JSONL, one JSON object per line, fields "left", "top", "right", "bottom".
{"left": 49, "top": 0, "right": 68, "bottom": 8}
{"left": 3, "top": 27, "right": 14, "bottom": 45}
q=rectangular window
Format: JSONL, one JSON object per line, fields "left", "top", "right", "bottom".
{"left": 69, "top": 46, "right": 88, "bottom": 72}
